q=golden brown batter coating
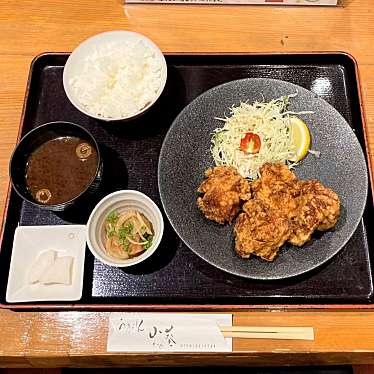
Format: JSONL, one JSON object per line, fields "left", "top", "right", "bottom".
{"left": 235, "top": 163, "right": 340, "bottom": 259}
{"left": 197, "top": 166, "right": 251, "bottom": 224}
{"left": 234, "top": 200, "right": 291, "bottom": 261}
{"left": 197, "top": 163, "right": 341, "bottom": 262}
{"left": 288, "top": 180, "right": 340, "bottom": 246}
{"left": 251, "top": 163, "right": 301, "bottom": 221}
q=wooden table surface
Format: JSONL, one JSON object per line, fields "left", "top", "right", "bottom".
{"left": 1, "top": 0, "right": 374, "bottom": 368}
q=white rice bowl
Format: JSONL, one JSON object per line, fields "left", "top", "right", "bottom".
{"left": 63, "top": 31, "right": 167, "bottom": 121}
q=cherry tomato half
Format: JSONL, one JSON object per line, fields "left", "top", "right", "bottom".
{"left": 240, "top": 132, "right": 261, "bottom": 154}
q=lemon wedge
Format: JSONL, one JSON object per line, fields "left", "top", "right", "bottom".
{"left": 289, "top": 116, "right": 311, "bottom": 162}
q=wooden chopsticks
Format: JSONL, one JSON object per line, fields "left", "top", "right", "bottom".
{"left": 219, "top": 326, "right": 314, "bottom": 340}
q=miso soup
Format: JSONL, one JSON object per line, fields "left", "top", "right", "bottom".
{"left": 25, "top": 136, "right": 98, "bottom": 205}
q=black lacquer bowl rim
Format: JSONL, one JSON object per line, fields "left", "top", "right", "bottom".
{"left": 9, "top": 120, "right": 102, "bottom": 211}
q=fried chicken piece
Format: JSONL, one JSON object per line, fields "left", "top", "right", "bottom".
{"left": 235, "top": 163, "right": 341, "bottom": 259}
{"left": 234, "top": 199, "right": 291, "bottom": 261}
{"left": 197, "top": 166, "right": 251, "bottom": 224}
{"left": 198, "top": 162, "right": 341, "bottom": 262}
{"left": 256, "top": 162, "right": 297, "bottom": 186}
{"left": 289, "top": 180, "right": 341, "bottom": 246}
{"left": 251, "top": 163, "right": 301, "bottom": 221}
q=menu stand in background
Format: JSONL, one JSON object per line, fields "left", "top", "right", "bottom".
{"left": 124, "top": 0, "right": 338, "bottom": 6}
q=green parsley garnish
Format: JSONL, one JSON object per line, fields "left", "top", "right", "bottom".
{"left": 118, "top": 223, "right": 133, "bottom": 239}
{"left": 107, "top": 228, "right": 116, "bottom": 238}
{"left": 143, "top": 235, "right": 153, "bottom": 250}
{"left": 123, "top": 241, "right": 130, "bottom": 252}
{"left": 118, "top": 222, "right": 134, "bottom": 248}
{"left": 104, "top": 210, "right": 154, "bottom": 259}
{"left": 106, "top": 211, "right": 119, "bottom": 224}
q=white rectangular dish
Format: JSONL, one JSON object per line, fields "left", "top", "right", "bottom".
{"left": 6, "top": 225, "right": 86, "bottom": 303}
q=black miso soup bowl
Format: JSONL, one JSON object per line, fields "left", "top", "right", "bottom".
{"left": 9, "top": 121, "right": 103, "bottom": 212}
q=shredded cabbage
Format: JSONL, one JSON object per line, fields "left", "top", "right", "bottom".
{"left": 308, "top": 149, "right": 321, "bottom": 158}
{"left": 211, "top": 94, "right": 308, "bottom": 180}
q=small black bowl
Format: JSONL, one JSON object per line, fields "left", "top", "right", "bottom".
{"left": 9, "top": 121, "right": 103, "bottom": 212}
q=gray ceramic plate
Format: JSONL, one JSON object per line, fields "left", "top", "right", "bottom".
{"left": 158, "top": 78, "right": 368, "bottom": 280}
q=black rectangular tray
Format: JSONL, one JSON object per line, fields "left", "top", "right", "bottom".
{"left": 1, "top": 52, "right": 373, "bottom": 309}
